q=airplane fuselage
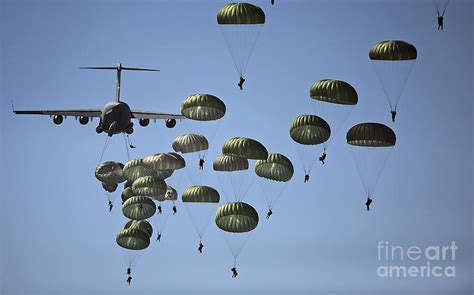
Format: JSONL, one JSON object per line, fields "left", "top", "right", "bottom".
{"left": 97, "top": 101, "right": 134, "bottom": 136}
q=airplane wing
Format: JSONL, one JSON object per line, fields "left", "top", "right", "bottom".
{"left": 13, "top": 109, "right": 102, "bottom": 117}
{"left": 131, "top": 110, "right": 186, "bottom": 120}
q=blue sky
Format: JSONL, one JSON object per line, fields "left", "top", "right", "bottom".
{"left": 0, "top": 0, "right": 472, "bottom": 294}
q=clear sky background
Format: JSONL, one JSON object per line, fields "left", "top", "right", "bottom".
{"left": 0, "top": 0, "right": 473, "bottom": 294}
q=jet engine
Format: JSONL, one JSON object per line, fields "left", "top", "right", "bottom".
{"left": 53, "top": 115, "right": 63, "bottom": 125}
{"left": 139, "top": 118, "right": 150, "bottom": 127}
{"left": 166, "top": 119, "right": 176, "bottom": 128}
{"left": 79, "top": 116, "right": 89, "bottom": 125}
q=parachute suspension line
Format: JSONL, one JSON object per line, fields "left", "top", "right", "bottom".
{"left": 240, "top": 175, "right": 255, "bottom": 202}
{"left": 262, "top": 181, "right": 288, "bottom": 210}
{"left": 240, "top": 24, "right": 263, "bottom": 76}
{"left": 273, "top": 183, "right": 288, "bottom": 209}
{"left": 220, "top": 24, "right": 263, "bottom": 77}
{"left": 122, "top": 134, "right": 131, "bottom": 161}
{"left": 306, "top": 152, "right": 317, "bottom": 175}
{"left": 370, "top": 148, "right": 393, "bottom": 197}
{"left": 351, "top": 147, "right": 393, "bottom": 198}
{"left": 433, "top": 0, "right": 450, "bottom": 16}
{"left": 221, "top": 26, "right": 242, "bottom": 76}
{"left": 98, "top": 136, "right": 111, "bottom": 164}
{"left": 433, "top": 0, "right": 440, "bottom": 14}
{"left": 372, "top": 61, "right": 394, "bottom": 110}
{"left": 194, "top": 211, "right": 212, "bottom": 240}
{"left": 352, "top": 148, "right": 370, "bottom": 195}
{"left": 324, "top": 105, "right": 355, "bottom": 151}
{"left": 207, "top": 120, "right": 223, "bottom": 149}
{"left": 223, "top": 231, "right": 251, "bottom": 261}
{"left": 442, "top": 0, "right": 450, "bottom": 16}
{"left": 391, "top": 61, "right": 413, "bottom": 110}
{"left": 230, "top": 173, "right": 243, "bottom": 202}
{"left": 229, "top": 172, "right": 254, "bottom": 202}
{"left": 372, "top": 60, "right": 415, "bottom": 112}
{"left": 105, "top": 191, "right": 114, "bottom": 203}
{"left": 121, "top": 250, "right": 141, "bottom": 270}
{"left": 293, "top": 144, "right": 307, "bottom": 175}
{"left": 199, "top": 151, "right": 205, "bottom": 162}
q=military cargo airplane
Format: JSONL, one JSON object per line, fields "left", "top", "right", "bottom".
{"left": 13, "top": 63, "right": 185, "bottom": 136}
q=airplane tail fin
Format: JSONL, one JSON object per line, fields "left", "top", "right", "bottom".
{"left": 79, "top": 66, "right": 160, "bottom": 72}
{"left": 80, "top": 64, "right": 160, "bottom": 102}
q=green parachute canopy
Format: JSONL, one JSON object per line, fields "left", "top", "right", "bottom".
{"left": 369, "top": 40, "right": 417, "bottom": 61}
{"left": 369, "top": 40, "right": 417, "bottom": 118}
{"left": 124, "top": 220, "right": 153, "bottom": 239}
{"left": 310, "top": 79, "right": 358, "bottom": 105}
{"left": 181, "top": 94, "right": 226, "bottom": 121}
{"left": 143, "top": 153, "right": 186, "bottom": 171}
{"left": 182, "top": 185, "right": 220, "bottom": 203}
{"left": 346, "top": 123, "right": 396, "bottom": 147}
{"left": 102, "top": 182, "right": 118, "bottom": 193}
{"left": 290, "top": 115, "right": 331, "bottom": 145}
{"left": 122, "top": 196, "right": 157, "bottom": 220}
{"left": 217, "top": 3, "right": 265, "bottom": 77}
{"left": 116, "top": 228, "right": 150, "bottom": 250}
{"left": 172, "top": 133, "right": 209, "bottom": 154}
{"left": 121, "top": 186, "right": 134, "bottom": 203}
{"left": 132, "top": 176, "right": 167, "bottom": 198}
{"left": 95, "top": 161, "right": 126, "bottom": 184}
{"left": 255, "top": 153, "right": 294, "bottom": 182}
{"left": 123, "top": 159, "right": 157, "bottom": 183}
{"left": 222, "top": 137, "right": 268, "bottom": 160}
{"left": 215, "top": 202, "right": 259, "bottom": 233}
{"left": 217, "top": 3, "right": 266, "bottom": 25}
{"left": 213, "top": 154, "right": 249, "bottom": 172}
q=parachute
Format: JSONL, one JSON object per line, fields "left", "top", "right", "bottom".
{"left": 346, "top": 122, "right": 396, "bottom": 201}
{"left": 310, "top": 79, "right": 358, "bottom": 153}
{"left": 123, "top": 159, "right": 157, "bottom": 183}
{"left": 182, "top": 185, "right": 221, "bottom": 245}
{"left": 102, "top": 182, "right": 118, "bottom": 193}
{"left": 213, "top": 154, "right": 249, "bottom": 171}
{"left": 173, "top": 134, "right": 209, "bottom": 154}
{"left": 95, "top": 161, "right": 126, "bottom": 205}
{"left": 142, "top": 153, "right": 186, "bottom": 171}
{"left": 255, "top": 153, "right": 294, "bottom": 182}
{"left": 116, "top": 228, "right": 150, "bottom": 250}
{"left": 369, "top": 40, "right": 417, "bottom": 118}
{"left": 131, "top": 176, "right": 167, "bottom": 199}
{"left": 222, "top": 137, "right": 268, "bottom": 160}
{"left": 122, "top": 196, "right": 157, "bottom": 220}
{"left": 215, "top": 202, "right": 259, "bottom": 269}
{"left": 173, "top": 133, "right": 210, "bottom": 185}
{"left": 213, "top": 154, "right": 253, "bottom": 202}
{"left": 217, "top": 3, "right": 265, "bottom": 79}
{"left": 181, "top": 94, "right": 226, "bottom": 121}
{"left": 215, "top": 202, "right": 258, "bottom": 233}
{"left": 255, "top": 153, "right": 293, "bottom": 214}
{"left": 124, "top": 220, "right": 153, "bottom": 239}
{"left": 116, "top": 222, "right": 151, "bottom": 272}
{"left": 289, "top": 115, "right": 331, "bottom": 175}
{"left": 182, "top": 185, "right": 221, "bottom": 203}
{"left": 95, "top": 161, "right": 126, "bottom": 184}
{"left": 180, "top": 94, "right": 226, "bottom": 182}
